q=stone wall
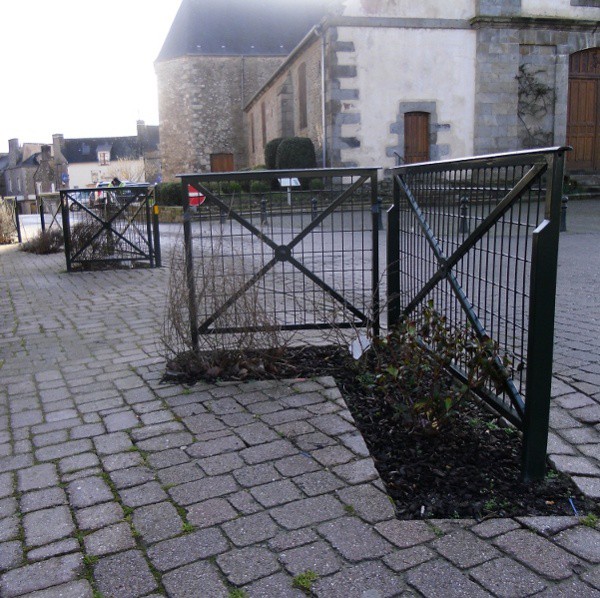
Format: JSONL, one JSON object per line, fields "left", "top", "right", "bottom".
{"left": 245, "top": 38, "right": 324, "bottom": 168}
{"left": 473, "top": 21, "right": 600, "bottom": 155}
{"left": 157, "top": 55, "right": 283, "bottom": 181}
{"left": 329, "top": 22, "right": 476, "bottom": 169}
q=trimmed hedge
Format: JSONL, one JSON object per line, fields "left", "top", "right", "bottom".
{"left": 276, "top": 137, "right": 317, "bottom": 170}
{"left": 155, "top": 182, "right": 182, "bottom": 206}
{"left": 264, "top": 138, "right": 284, "bottom": 170}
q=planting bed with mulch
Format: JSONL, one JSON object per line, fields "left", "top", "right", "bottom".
{"left": 164, "top": 345, "right": 599, "bottom": 521}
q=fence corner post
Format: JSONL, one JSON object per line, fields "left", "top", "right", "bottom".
{"left": 182, "top": 179, "right": 199, "bottom": 354}
{"left": 60, "top": 192, "right": 72, "bottom": 272}
{"left": 387, "top": 173, "right": 401, "bottom": 328}
{"left": 521, "top": 149, "right": 566, "bottom": 482}
{"left": 152, "top": 204, "right": 162, "bottom": 268}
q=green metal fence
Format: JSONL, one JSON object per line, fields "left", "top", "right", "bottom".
{"left": 387, "top": 147, "right": 568, "bottom": 481}
{"left": 178, "top": 168, "right": 381, "bottom": 353}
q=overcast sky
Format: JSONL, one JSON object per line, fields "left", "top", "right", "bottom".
{"left": 0, "top": 0, "right": 182, "bottom": 154}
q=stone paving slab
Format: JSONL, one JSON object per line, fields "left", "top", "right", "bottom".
{"left": 1, "top": 218, "right": 600, "bottom": 597}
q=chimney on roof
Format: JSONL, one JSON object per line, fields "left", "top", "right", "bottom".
{"left": 52, "top": 134, "right": 69, "bottom": 189}
{"left": 137, "top": 120, "right": 148, "bottom": 152}
{"left": 8, "top": 138, "right": 19, "bottom": 168}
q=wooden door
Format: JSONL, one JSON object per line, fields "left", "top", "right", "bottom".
{"left": 567, "top": 48, "right": 600, "bottom": 172}
{"left": 404, "top": 112, "right": 430, "bottom": 164}
{"left": 210, "top": 153, "right": 234, "bottom": 172}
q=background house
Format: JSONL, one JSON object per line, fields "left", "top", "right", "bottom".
{"left": 57, "top": 121, "right": 160, "bottom": 188}
{"left": 157, "top": 0, "right": 600, "bottom": 178}
{"left": 2, "top": 122, "right": 160, "bottom": 212}
{"left": 3, "top": 141, "right": 56, "bottom": 212}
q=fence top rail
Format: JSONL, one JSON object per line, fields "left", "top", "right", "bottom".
{"left": 60, "top": 184, "right": 155, "bottom": 194}
{"left": 178, "top": 167, "right": 381, "bottom": 182}
{"left": 391, "top": 146, "right": 571, "bottom": 175}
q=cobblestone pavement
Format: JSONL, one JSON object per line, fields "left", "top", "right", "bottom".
{"left": 0, "top": 201, "right": 599, "bottom": 597}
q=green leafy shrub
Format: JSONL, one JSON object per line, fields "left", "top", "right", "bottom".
{"left": 292, "top": 570, "right": 319, "bottom": 594}
{"left": 264, "top": 138, "right": 285, "bottom": 170}
{"left": 156, "top": 182, "right": 182, "bottom": 206}
{"left": 21, "top": 229, "right": 64, "bottom": 254}
{"left": 250, "top": 180, "right": 270, "bottom": 194}
{"left": 368, "top": 302, "right": 509, "bottom": 432}
{"left": 309, "top": 178, "right": 325, "bottom": 191}
{"left": 221, "top": 182, "right": 242, "bottom": 195}
{"left": 275, "top": 137, "right": 317, "bottom": 170}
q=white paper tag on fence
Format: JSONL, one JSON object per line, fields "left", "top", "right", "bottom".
{"left": 350, "top": 332, "right": 371, "bottom": 360}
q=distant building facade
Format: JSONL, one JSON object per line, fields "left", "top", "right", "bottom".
{"left": 59, "top": 121, "right": 160, "bottom": 188}
{"left": 2, "top": 122, "right": 160, "bottom": 208}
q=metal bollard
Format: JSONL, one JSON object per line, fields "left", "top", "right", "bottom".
{"left": 260, "top": 197, "right": 268, "bottom": 226}
{"left": 560, "top": 195, "right": 568, "bottom": 232}
{"left": 311, "top": 196, "right": 318, "bottom": 222}
{"left": 459, "top": 196, "right": 470, "bottom": 235}
{"left": 371, "top": 198, "right": 384, "bottom": 231}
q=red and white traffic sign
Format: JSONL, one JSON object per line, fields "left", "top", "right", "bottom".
{"left": 188, "top": 184, "right": 205, "bottom": 207}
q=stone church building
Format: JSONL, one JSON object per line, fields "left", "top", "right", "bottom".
{"left": 156, "top": 0, "right": 600, "bottom": 180}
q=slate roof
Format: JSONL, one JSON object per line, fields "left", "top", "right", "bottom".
{"left": 62, "top": 128, "right": 159, "bottom": 164}
{"left": 156, "top": 0, "right": 338, "bottom": 61}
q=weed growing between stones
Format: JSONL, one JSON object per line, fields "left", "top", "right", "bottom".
{"left": 292, "top": 570, "right": 319, "bottom": 594}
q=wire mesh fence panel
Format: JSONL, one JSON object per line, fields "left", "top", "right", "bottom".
{"left": 179, "top": 168, "right": 380, "bottom": 351}
{"left": 39, "top": 193, "right": 63, "bottom": 232}
{"left": 60, "top": 186, "right": 157, "bottom": 271}
{"left": 388, "top": 147, "right": 568, "bottom": 480}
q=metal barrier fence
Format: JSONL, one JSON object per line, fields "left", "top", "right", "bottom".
{"left": 179, "top": 168, "right": 380, "bottom": 351}
{"left": 387, "top": 147, "right": 568, "bottom": 481}
{"left": 39, "top": 193, "right": 62, "bottom": 233}
{"left": 59, "top": 185, "right": 160, "bottom": 271}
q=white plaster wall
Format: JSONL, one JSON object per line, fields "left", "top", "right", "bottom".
{"left": 522, "top": 0, "right": 600, "bottom": 19}
{"left": 68, "top": 159, "right": 145, "bottom": 189}
{"left": 342, "top": 0, "right": 476, "bottom": 19}
{"left": 337, "top": 26, "right": 477, "bottom": 169}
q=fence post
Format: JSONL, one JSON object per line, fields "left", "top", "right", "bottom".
{"left": 371, "top": 171, "right": 380, "bottom": 337}
{"left": 182, "top": 180, "right": 200, "bottom": 353}
{"left": 39, "top": 198, "right": 46, "bottom": 232}
{"left": 387, "top": 174, "right": 401, "bottom": 328}
{"left": 60, "top": 192, "right": 72, "bottom": 272}
{"left": 14, "top": 200, "right": 22, "bottom": 244}
{"left": 145, "top": 191, "right": 155, "bottom": 268}
{"left": 152, "top": 204, "right": 162, "bottom": 268}
{"left": 521, "top": 149, "right": 566, "bottom": 482}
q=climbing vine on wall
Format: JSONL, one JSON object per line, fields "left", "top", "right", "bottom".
{"left": 516, "top": 64, "right": 555, "bottom": 148}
